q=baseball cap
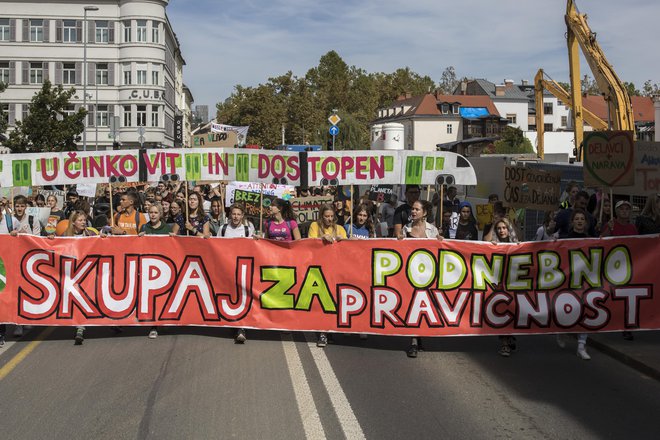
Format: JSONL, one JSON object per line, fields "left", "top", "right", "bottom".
{"left": 615, "top": 200, "right": 631, "bottom": 209}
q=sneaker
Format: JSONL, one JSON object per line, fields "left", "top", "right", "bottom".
{"left": 407, "top": 344, "right": 418, "bottom": 358}
{"left": 0, "top": 334, "right": 5, "bottom": 347}
{"left": 235, "top": 328, "right": 247, "bottom": 344}
{"left": 622, "top": 331, "right": 634, "bottom": 341}
{"left": 577, "top": 344, "right": 591, "bottom": 360}
{"left": 498, "top": 343, "right": 511, "bottom": 357}
{"left": 556, "top": 334, "right": 566, "bottom": 349}
{"left": 74, "top": 328, "right": 84, "bottom": 345}
{"left": 148, "top": 328, "right": 158, "bottom": 339}
{"left": 317, "top": 333, "right": 328, "bottom": 348}
{"left": 13, "top": 325, "right": 23, "bottom": 337}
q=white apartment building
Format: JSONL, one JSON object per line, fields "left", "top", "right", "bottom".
{"left": 0, "top": 0, "right": 193, "bottom": 150}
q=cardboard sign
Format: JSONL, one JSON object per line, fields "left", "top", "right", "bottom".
{"left": 504, "top": 166, "right": 561, "bottom": 211}
{"left": 291, "top": 196, "right": 335, "bottom": 224}
{"left": 192, "top": 131, "right": 238, "bottom": 148}
{"left": 475, "top": 204, "right": 493, "bottom": 229}
{"left": 368, "top": 185, "right": 394, "bottom": 203}
{"left": 615, "top": 141, "right": 660, "bottom": 196}
{"left": 232, "top": 188, "right": 276, "bottom": 218}
{"left": 225, "top": 182, "right": 295, "bottom": 208}
{"left": 583, "top": 131, "right": 635, "bottom": 187}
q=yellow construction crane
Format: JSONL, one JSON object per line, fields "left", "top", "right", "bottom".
{"left": 534, "top": 68, "right": 607, "bottom": 158}
{"left": 537, "top": 0, "right": 635, "bottom": 160}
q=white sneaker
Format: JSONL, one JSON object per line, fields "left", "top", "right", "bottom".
{"left": 577, "top": 345, "right": 591, "bottom": 360}
{"left": 13, "top": 325, "right": 23, "bottom": 337}
{"left": 148, "top": 329, "right": 158, "bottom": 339}
{"left": 556, "top": 334, "right": 566, "bottom": 349}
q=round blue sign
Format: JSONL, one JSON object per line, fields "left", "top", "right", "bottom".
{"left": 329, "top": 125, "right": 339, "bottom": 136}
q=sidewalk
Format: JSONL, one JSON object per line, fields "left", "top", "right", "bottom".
{"left": 588, "top": 330, "right": 660, "bottom": 381}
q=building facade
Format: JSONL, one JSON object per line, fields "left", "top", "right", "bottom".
{"left": 0, "top": 0, "right": 192, "bottom": 150}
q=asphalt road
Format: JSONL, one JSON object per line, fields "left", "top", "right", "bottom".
{"left": 0, "top": 326, "right": 659, "bottom": 440}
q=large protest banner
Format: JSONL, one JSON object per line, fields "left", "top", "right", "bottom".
{"left": 503, "top": 166, "right": 562, "bottom": 211}
{"left": 1, "top": 235, "right": 658, "bottom": 336}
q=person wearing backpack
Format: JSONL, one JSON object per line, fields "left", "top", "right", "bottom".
{"left": 261, "top": 198, "right": 301, "bottom": 241}
{"left": 111, "top": 192, "right": 147, "bottom": 235}
{"left": 218, "top": 203, "right": 255, "bottom": 343}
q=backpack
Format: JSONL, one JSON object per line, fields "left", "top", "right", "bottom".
{"left": 115, "top": 210, "right": 142, "bottom": 235}
{"left": 221, "top": 223, "right": 250, "bottom": 237}
{"left": 5, "top": 214, "right": 34, "bottom": 234}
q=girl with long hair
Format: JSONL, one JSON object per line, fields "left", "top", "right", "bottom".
{"left": 263, "top": 198, "right": 301, "bottom": 241}
{"left": 171, "top": 192, "right": 210, "bottom": 238}
{"left": 345, "top": 204, "right": 375, "bottom": 238}
{"left": 309, "top": 203, "right": 347, "bottom": 244}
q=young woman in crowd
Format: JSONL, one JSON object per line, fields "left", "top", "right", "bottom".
{"left": 47, "top": 194, "right": 65, "bottom": 220}
{"left": 262, "top": 198, "right": 301, "bottom": 241}
{"left": 454, "top": 201, "right": 479, "bottom": 240}
{"left": 333, "top": 198, "right": 350, "bottom": 226}
{"left": 491, "top": 218, "right": 519, "bottom": 357}
{"left": 171, "top": 192, "right": 211, "bottom": 238}
{"left": 534, "top": 210, "right": 558, "bottom": 241}
{"left": 345, "top": 204, "right": 376, "bottom": 238}
{"left": 208, "top": 196, "right": 225, "bottom": 236}
{"left": 166, "top": 200, "right": 181, "bottom": 224}
{"left": 137, "top": 203, "right": 171, "bottom": 339}
{"left": 217, "top": 203, "right": 255, "bottom": 343}
{"left": 592, "top": 196, "right": 612, "bottom": 236}
{"left": 555, "top": 208, "right": 592, "bottom": 360}
{"left": 399, "top": 200, "right": 442, "bottom": 358}
{"left": 635, "top": 194, "right": 660, "bottom": 235}
{"left": 309, "top": 203, "right": 347, "bottom": 244}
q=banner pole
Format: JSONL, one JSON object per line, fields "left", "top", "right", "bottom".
{"left": 259, "top": 183, "right": 264, "bottom": 236}
{"left": 599, "top": 189, "right": 604, "bottom": 225}
{"left": 349, "top": 184, "right": 354, "bottom": 237}
{"left": 219, "top": 182, "right": 225, "bottom": 225}
{"left": 185, "top": 182, "right": 190, "bottom": 236}
{"left": 426, "top": 184, "right": 431, "bottom": 202}
{"left": 109, "top": 183, "right": 115, "bottom": 227}
{"left": 10, "top": 187, "right": 14, "bottom": 213}
{"left": 439, "top": 185, "right": 444, "bottom": 233}
{"left": 609, "top": 187, "right": 614, "bottom": 222}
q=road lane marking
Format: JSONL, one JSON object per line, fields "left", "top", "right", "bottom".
{"left": 281, "top": 333, "right": 326, "bottom": 440}
{"left": 305, "top": 333, "right": 366, "bottom": 440}
{"left": 0, "top": 327, "right": 54, "bottom": 381}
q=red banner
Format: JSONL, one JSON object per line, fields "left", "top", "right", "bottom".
{"left": 0, "top": 235, "right": 658, "bottom": 336}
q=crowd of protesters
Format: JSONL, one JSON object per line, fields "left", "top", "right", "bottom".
{"left": 0, "top": 179, "right": 658, "bottom": 360}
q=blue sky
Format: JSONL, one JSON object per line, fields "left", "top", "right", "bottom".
{"left": 167, "top": 0, "right": 660, "bottom": 115}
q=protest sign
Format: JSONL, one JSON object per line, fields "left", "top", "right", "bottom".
{"left": 368, "top": 185, "right": 394, "bottom": 203}
{"left": 291, "top": 195, "right": 335, "bottom": 224}
{"left": 615, "top": 141, "right": 660, "bottom": 196}
{"left": 192, "top": 131, "right": 238, "bottom": 148}
{"left": 26, "top": 207, "right": 51, "bottom": 228}
{"left": 224, "top": 182, "right": 295, "bottom": 208}
{"left": 76, "top": 183, "right": 97, "bottom": 198}
{"left": 583, "top": 131, "right": 635, "bottom": 187}
{"left": 475, "top": 204, "right": 493, "bottom": 229}
{"left": 232, "top": 188, "right": 276, "bottom": 218}
{"left": 503, "top": 166, "right": 561, "bottom": 211}
{"left": 1, "top": 235, "right": 658, "bottom": 336}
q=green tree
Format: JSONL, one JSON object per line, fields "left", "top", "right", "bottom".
{"left": 624, "top": 82, "right": 640, "bottom": 96}
{"left": 438, "top": 66, "right": 458, "bottom": 94}
{"left": 642, "top": 80, "right": 659, "bottom": 97}
{"left": 5, "top": 80, "right": 85, "bottom": 152}
{"left": 490, "top": 126, "right": 534, "bottom": 154}
{"left": 581, "top": 74, "right": 599, "bottom": 95}
{"left": 0, "top": 81, "right": 7, "bottom": 141}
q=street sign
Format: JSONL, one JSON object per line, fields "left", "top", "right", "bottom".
{"left": 329, "top": 125, "right": 339, "bottom": 136}
{"left": 138, "top": 135, "right": 145, "bottom": 144}
{"left": 328, "top": 114, "right": 341, "bottom": 126}
{"left": 137, "top": 126, "right": 146, "bottom": 136}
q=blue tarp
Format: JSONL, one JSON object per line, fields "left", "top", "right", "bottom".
{"left": 459, "top": 107, "right": 490, "bottom": 118}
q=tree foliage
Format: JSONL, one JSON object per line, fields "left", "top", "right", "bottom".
{"left": 490, "top": 126, "right": 534, "bottom": 154}
{"left": 438, "top": 66, "right": 459, "bottom": 94}
{"left": 642, "top": 80, "right": 660, "bottom": 97}
{"left": 217, "top": 51, "right": 440, "bottom": 148}
{"left": 0, "top": 81, "right": 7, "bottom": 140}
{"left": 5, "top": 80, "right": 86, "bottom": 152}
{"left": 581, "top": 74, "right": 599, "bottom": 95}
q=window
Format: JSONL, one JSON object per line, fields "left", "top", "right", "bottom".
{"left": 506, "top": 113, "right": 517, "bottom": 124}
{"left": 22, "top": 105, "right": 29, "bottom": 121}
{"left": 63, "top": 104, "right": 76, "bottom": 117}
{"left": 136, "top": 66, "right": 147, "bottom": 85}
{"left": 136, "top": 105, "right": 147, "bottom": 126}
{"left": 123, "top": 64, "right": 131, "bottom": 85}
{"left": 452, "top": 104, "right": 459, "bottom": 114}
{"left": 96, "top": 105, "right": 109, "bottom": 126}
{"left": 561, "top": 116, "right": 568, "bottom": 127}
{"left": 441, "top": 103, "right": 449, "bottom": 114}
{"left": 30, "top": 62, "right": 43, "bottom": 84}
{"left": 62, "top": 63, "right": 76, "bottom": 85}
{"left": 151, "top": 21, "right": 159, "bottom": 43}
{"left": 447, "top": 124, "right": 453, "bottom": 134}
{"left": 152, "top": 65, "right": 159, "bottom": 86}
{"left": 151, "top": 106, "right": 159, "bottom": 127}
{"left": 0, "top": 62, "right": 9, "bottom": 84}
{"left": 96, "top": 63, "right": 108, "bottom": 85}
{"left": 0, "top": 103, "right": 8, "bottom": 125}
{"left": 136, "top": 20, "right": 147, "bottom": 42}
{"left": 95, "top": 20, "right": 108, "bottom": 43}
{"left": 30, "top": 19, "right": 44, "bottom": 42}
{"left": 123, "top": 20, "right": 131, "bottom": 43}
{"left": 62, "top": 20, "right": 76, "bottom": 43}
{"left": 557, "top": 99, "right": 563, "bottom": 106}
{"left": 123, "top": 105, "right": 131, "bottom": 127}
{"left": 0, "top": 18, "right": 9, "bottom": 41}
{"left": 544, "top": 123, "right": 553, "bottom": 132}
{"left": 543, "top": 102, "right": 553, "bottom": 115}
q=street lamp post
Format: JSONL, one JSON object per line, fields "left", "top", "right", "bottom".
{"left": 82, "top": 5, "right": 99, "bottom": 151}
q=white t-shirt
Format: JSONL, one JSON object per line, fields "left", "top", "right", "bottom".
{"left": 217, "top": 221, "right": 255, "bottom": 238}
{"left": 0, "top": 214, "right": 41, "bottom": 235}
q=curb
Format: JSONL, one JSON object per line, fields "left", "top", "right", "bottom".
{"left": 588, "top": 338, "right": 660, "bottom": 382}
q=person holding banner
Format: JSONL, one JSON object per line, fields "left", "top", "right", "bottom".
{"left": 345, "top": 205, "right": 376, "bottom": 239}
{"left": 172, "top": 193, "right": 211, "bottom": 238}
{"left": 166, "top": 201, "right": 182, "bottom": 225}
{"left": 309, "top": 204, "right": 347, "bottom": 244}
{"left": 393, "top": 185, "right": 421, "bottom": 239}
{"left": 262, "top": 198, "right": 301, "bottom": 242}
{"left": 454, "top": 201, "right": 478, "bottom": 241}
{"left": 636, "top": 195, "right": 660, "bottom": 235}
{"left": 111, "top": 193, "right": 147, "bottom": 236}
{"left": 491, "top": 218, "right": 520, "bottom": 358}
{"left": 400, "top": 200, "right": 442, "bottom": 358}
{"left": 63, "top": 210, "right": 98, "bottom": 237}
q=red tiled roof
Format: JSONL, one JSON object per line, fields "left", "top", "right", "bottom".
{"left": 581, "top": 95, "right": 654, "bottom": 123}
{"left": 434, "top": 94, "right": 501, "bottom": 116}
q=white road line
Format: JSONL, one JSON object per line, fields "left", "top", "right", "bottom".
{"left": 305, "top": 333, "right": 367, "bottom": 440}
{"left": 281, "top": 333, "right": 326, "bottom": 440}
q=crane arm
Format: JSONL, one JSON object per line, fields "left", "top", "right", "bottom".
{"left": 565, "top": 0, "right": 635, "bottom": 131}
